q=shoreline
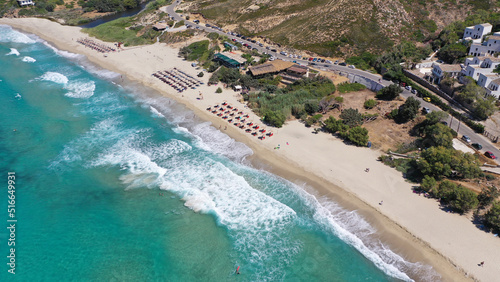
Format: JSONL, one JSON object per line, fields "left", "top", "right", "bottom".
{"left": 2, "top": 18, "right": 499, "bottom": 281}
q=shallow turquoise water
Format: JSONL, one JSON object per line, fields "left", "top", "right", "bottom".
{"left": 0, "top": 25, "right": 439, "bottom": 281}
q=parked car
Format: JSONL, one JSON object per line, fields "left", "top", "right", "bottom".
{"left": 423, "top": 97, "right": 431, "bottom": 102}
{"left": 461, "top": 135, "right": 471, "bottom": 143}
{"left": 405, "top": 85, "right": 412, "bottom": 91}
{"left": 348, "top": 65, "right": 356, "bottom": 69}
{"left": 339, "top": 62, "right": 347, "bottom": 66}
{"left": 334, "top": 60, "right": 339, "bottom": 64}
{"left": 485, "top": 151, "right": 496, "bottom": 159}
{"left": 411, "top": 89, "right": 418, "bottom": 94}
{"left": 271, "top": 49, "right": 277, "bottom": 52}
{"left": 422, "top": 107, "right": 431, "bottom": 114}
{"left": 321, "top": 59, "right": 326, "bottom": 63}
{"left": 472, "top": 143, "right": 483, "bottom": 150}
{"left": 266, "top": 46, "right": 270, "bottom": 50}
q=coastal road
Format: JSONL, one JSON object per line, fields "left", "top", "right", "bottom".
{"left": 165, "top": 0, "right": 500, "bottom": 163}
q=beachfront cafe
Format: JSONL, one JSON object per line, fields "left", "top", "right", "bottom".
{"left": 248, "top": 60, "right": 295, "bottom": 77}
{"left": 213, "top": 53, "right": 245, "bottom": 68}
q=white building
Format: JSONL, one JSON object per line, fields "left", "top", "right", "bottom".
{"left": 469, "top": 33, "right": 500, "bottom": 57}
{"left": 462, "top": 57, "right": 500, "bottom": 81}
{"left": 431, "top": 63, "right": 462, "bottom": 84}
{"left": 16, "top": 0, "right": 34, "bottom": 6}
{"left": 463, "top": 23, "right": 492, "bottom": 43}
{"left": 477, "top": 73, "right": 500, "bottom": 98}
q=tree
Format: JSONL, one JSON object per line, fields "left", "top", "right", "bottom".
{"left": 449, "top": 185, "right": 478, "bottom": 213}
{"left": 425, "top": 111, "right": 449, "bottom": 125}
{"left": 421, "top": 175, "right": 437, "bottom": 193}
{"left": 473, "top": 96, "right": 497, "bottom": 120}
{"left": 340, "top": 108, "right": 363, "bottom": 127}
{"left": 484, "top": 201, "right": 500, "bottom": 233}
{"left": 493, "top": 64, "right": 500, "bottom": 74}
{"left": 423, "top": 123, "right": 454, "bottom": 148}
{"left": 263, "top": 110, "right": 286, "bottom": 127}
{"left": 435, "top": 180, "right": 457, "bottom": 203}
{"left": 397, "top": 96, "right": 420, "bottom": 122}
{"left": 364, "top": 99, "right": 377, "bottom": 109}
{"left": 347, "top": 126, "right": 369, "bottom": 146}
{"left": 304, "top": 100, "right": 320, "bottom": 115}
{"left": 437, "top": 43, "right": 467, "bottom": 64}
{"left": 323, "top": 116, "right": 348, "bottom": 134}
{"left": 376, "top": 84, "right": 402, "bottom": 100}
{"left": 454, "top": 152, "right": 482, "bottom": 179}
{"left": 417, "top": 146, "right": 454, "bottom": 179}
{"left": 216, "top": 87, "right": 222, "bottom": 93}
{"left": 478, "top": 186, "right": 500, "bottom": 208}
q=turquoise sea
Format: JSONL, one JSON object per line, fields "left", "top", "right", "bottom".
{"left": 0, "top": 25, "right": 439, "bottom": 281}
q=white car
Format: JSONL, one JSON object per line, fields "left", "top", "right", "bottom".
{"left": 348, "top": 65, "right": 356, "bottom": 69}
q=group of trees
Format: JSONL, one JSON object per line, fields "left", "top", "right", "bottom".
{"left": 456, "top": 79, "right": 497, "bottom": 120}
{"left": 323, "top": 109, "right": 369, "bottom": 146}
{"left": 245, "top": 76, "right": 336, "bottom": 127}
{"left": 80, "top": 0, "right": 141, "bottom": 13}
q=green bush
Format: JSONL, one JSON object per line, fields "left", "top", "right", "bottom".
{"left": 179, "top": 40, "right": 210, "bottom": 61}
{"left": 417, "top": 146, "right": 482, "bottom": 180}
{"left": 347, "top": 126, "right": 369, "bottom": 146}
{"left": 478, "top": 186, "right": 499, "bottom": 208}
{"left": 340, "top": 108, "right": 363, "bottom": 128}
{"left": 215, "top": 87, "right": 222, "bottom": 93}
{"left": 364, "top": 99, "right": 377, "bottom": 109}
{"left": 376, "top": 84, "right": 402, "bottom": 100}
{"left": 197, "top": 72, "right": 204, "bottom": 77}
{"left": 485, "top": 201, "right": 500, "bottom": 233}
{"left": 264, "top": 110, "right": 286, "bottom": 127}
{"left": 304, "top": 100, "right": 320, "bottom": 115}
{"left": 421, "top": 175, "right": 437, "bottom": 193}
{"left": 337, "top": 82, "right": 367, "bottom": 93}
{"left": 396, "top": 96, "right": 420, "bottom": 123}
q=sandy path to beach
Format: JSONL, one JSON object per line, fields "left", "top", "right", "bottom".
{"left": 2, "top": 17, "right": 500, "bottom": 281}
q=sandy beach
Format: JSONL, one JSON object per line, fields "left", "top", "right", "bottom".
{"left": 2, "top": 17, "right": 500, "bottom": 281}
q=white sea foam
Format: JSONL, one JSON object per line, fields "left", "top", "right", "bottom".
{"left": 85, "top": 128, "right": 298, "bottom": 279}
{"left": 0, "top": 25, "right": 36, "bottom": 44}
{"left": 6, "top": 48, "right": 20, "bottom": 56}
{"left": 38, "top": 71, "right": 69, "bottom": 85}
{"left": 149, "top": 106, "right": 165, "bottom": 118}
{"left": 64, "top": 80, "right": 96, "bottom": 99}
{"left": 277, "top": 178, "right": 441, "bottom": 282}
{"left": 42, "top": 41, "right": 83, "bottom": 59}
{"left": 22, "top": 56, "right": 36, "bottom": 63}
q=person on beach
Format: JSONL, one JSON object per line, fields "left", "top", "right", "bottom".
{"left": 479, "top": 261, "right": 484, "bottom": 267}
{"left": 365, "top": 168, "right": 370, "bottom": 172}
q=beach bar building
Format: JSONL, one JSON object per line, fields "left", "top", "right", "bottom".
{"left": 280, "top": 65, "right": 309, "bottom": 84}
{"left": 213, "top": 53, "right": 245, "bottom": 68}
{"left": 248, "top": 60, "right": 295, "bottom": 77}
{"left": 17, "top": 0, "right": 34, "bottom": 6}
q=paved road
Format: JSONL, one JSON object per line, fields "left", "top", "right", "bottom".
{"left": 165, "top": 0, "right": 500, "bottom": 163}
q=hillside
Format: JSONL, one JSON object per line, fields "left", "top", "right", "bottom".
{"left": 184, "top": 0, "right": 498, "bottom": 56}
